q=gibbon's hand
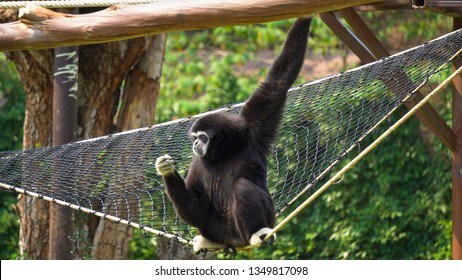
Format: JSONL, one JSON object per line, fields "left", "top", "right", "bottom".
{"left": 155, "top": 154, "right": 176, "bottom": 176}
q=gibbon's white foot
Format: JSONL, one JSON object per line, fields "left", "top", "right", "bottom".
{"left": 192, "top": 235, "right": 225, "bottom": 252}
{"left": 155, "top": 154, "right": 176, "bottom": 176}
{"left": 250, "top": 227, "right": 276, "bottom": 246}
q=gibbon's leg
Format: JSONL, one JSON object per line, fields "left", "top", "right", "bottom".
{"left": 250, "top": 227, "right": 276, "bottom": 246}
{"left": 233, "top": 178, "right": 276, "bottom": 247}
{"left": 192, "top": 235, "right": 225, "bottom": 252}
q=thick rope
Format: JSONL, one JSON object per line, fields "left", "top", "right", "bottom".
{"left": 0, "top": 182, "right": 192, "bottom": 245}
{"left": 259, "top": 63, "right": 462, "bottom": 245}
{"left": 0, "top": 0, "right": 158, "bottom": 9}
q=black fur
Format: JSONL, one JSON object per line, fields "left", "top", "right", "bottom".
{"left": 160, "top": 17, "right": 312, "bottom": 248}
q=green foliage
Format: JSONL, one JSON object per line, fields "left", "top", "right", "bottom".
{"left": 0, "top": 54, "right": 24, "bottom": 259}
{"left": 156, "top": 17, "right": 342, "bottom": 123}
{"left": 0, "top": 191, "right": 21, "bottom": 260}
{"left": 0, "top": 55, "right": 25, "bottom": 151}
{"left": 288, "top": 109, "right": 450, "bottom": 259}
{"left": 363, "top": 10, "right": 452, "bottom": 45}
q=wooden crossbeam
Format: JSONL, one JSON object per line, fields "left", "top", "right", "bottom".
{"left": 0, "top": 0, "right": 377, "bottom": 51}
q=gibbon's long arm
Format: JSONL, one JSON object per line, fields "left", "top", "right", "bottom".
{"left": 163, "top": 170, "right": 210, "bottom": 228}
{"left": 156, "top": 155, "right": 210, "bottom": 228}
{"left": 240, "top": 17, "right": 312, "bottom": 153}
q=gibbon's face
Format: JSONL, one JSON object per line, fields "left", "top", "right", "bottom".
{"left": 191, "top": 131, "right": 210, "bottom": 157}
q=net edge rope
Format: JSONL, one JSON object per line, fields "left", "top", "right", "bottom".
{"left": 0, "top": 181, "right": 192, "bottom": 246}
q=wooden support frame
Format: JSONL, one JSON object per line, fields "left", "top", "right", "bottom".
{"left": 49, "top": 6, "right": 79, "bottom": 258}
{"left": 49, "top": 43, "right": 79, "bottom": 260}
{"left": 0, "top": 0, "right": 377, "bottom": 51}
{"left": 322, "top": 8, "right": 462, "bottom": 259}
{"left": 320, "top": 10, "right": 458, "bottom": 152}
{"left": 452, "top": 17, "right": 462, "bottom": 261}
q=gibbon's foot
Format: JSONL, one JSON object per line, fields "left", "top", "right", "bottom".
{"left": 192, "top": 235, "right": 225, "bottom": 253}
{"left": 195, "top": 248, "right": 208, "bottom": 257}
{"left": 250, "top": 227, "right": 276, "bottom": 246}
{"left": 260, "top": 233, "right": 276, "bottom": 246}
{"left": 155, "top": 154, "right": 176, "bottom": 176}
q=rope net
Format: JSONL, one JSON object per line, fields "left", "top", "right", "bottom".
{"left": 1, "top": 29, "right": 461, "bottom": 245}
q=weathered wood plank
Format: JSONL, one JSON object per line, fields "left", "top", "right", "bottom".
{"left": 0, "top": 0, "right": 377, "bottom": 51}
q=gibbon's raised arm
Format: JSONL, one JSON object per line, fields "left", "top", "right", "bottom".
{"left": 240, "top": 17, "right": 312, "bottom": 151}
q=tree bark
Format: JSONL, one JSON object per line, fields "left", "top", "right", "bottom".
{"left": 7, "top": 49, "right": 54, "bottom": 259}
{"left": 117, "top": 34, "right": 166, "bottom": 130}
{"left": 0, "top": 0, "right": 378, "bottom": 51}
{"left": 91, "top": 34, "right": 167, "bottom": 260}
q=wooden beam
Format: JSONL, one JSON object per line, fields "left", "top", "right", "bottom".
{"left": 319, "top": 12, "right": 376, "bottom": 61}
{"left": 0, "top": 0, "right": 378, "bottom": 52}
{"left": 321, "top": 10, "right": 457, "bottom": 152}
{"left": 338, "top": 8, "right": 389, "bottom": 58}
{"left": 355, "top": 0, "right": 413, "bottom": 12}
{"left": 452, "top": 16, "right": 462, "bottom": 260}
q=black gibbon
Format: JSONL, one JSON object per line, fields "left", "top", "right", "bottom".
{"left": 156, "top": 17, "right": 312, "bottom": 252}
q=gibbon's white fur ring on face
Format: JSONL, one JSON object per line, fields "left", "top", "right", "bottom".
{"left": 191, "top": 131, "right": 209, "bottom": 157}
{"left": 155, "top": 17, "right": 312, "bottom": 250}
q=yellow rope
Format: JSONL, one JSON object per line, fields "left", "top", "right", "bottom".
{"left": 258, "top": 64, "right": 462, "bottom": 245}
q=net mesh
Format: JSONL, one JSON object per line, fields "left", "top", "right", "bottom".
{"left": 1, "top": 29, "right": 461, "bottom": 244}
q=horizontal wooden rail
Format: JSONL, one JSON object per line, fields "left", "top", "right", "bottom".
{"left": 0, "top": 0, "right": 377, "bottom": 51}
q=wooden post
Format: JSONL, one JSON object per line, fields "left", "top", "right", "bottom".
{"left": 452, "top": 16, "right": 462, "bottom": 260}
{"left": 49, "top": 39, "right": 78, "bottom": 259}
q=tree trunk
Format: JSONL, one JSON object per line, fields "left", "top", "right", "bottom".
{"left": 85, "top": 35, "right": 166, "bottom": 260}
{"left": 2, "top": 8, "right": 166, "bottom": 259}
{"left": 8, "top": 48, "right": 54, "bottom": 259}
{"left": 116, "top": 34, "right": 166, "bottom": 130}
{"left": 2, "top": 9, "right": 52, "bottom": 259}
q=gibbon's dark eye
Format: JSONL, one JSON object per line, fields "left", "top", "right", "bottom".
{"left": 199, "top": 134, "right": 208, "bottom": 143}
